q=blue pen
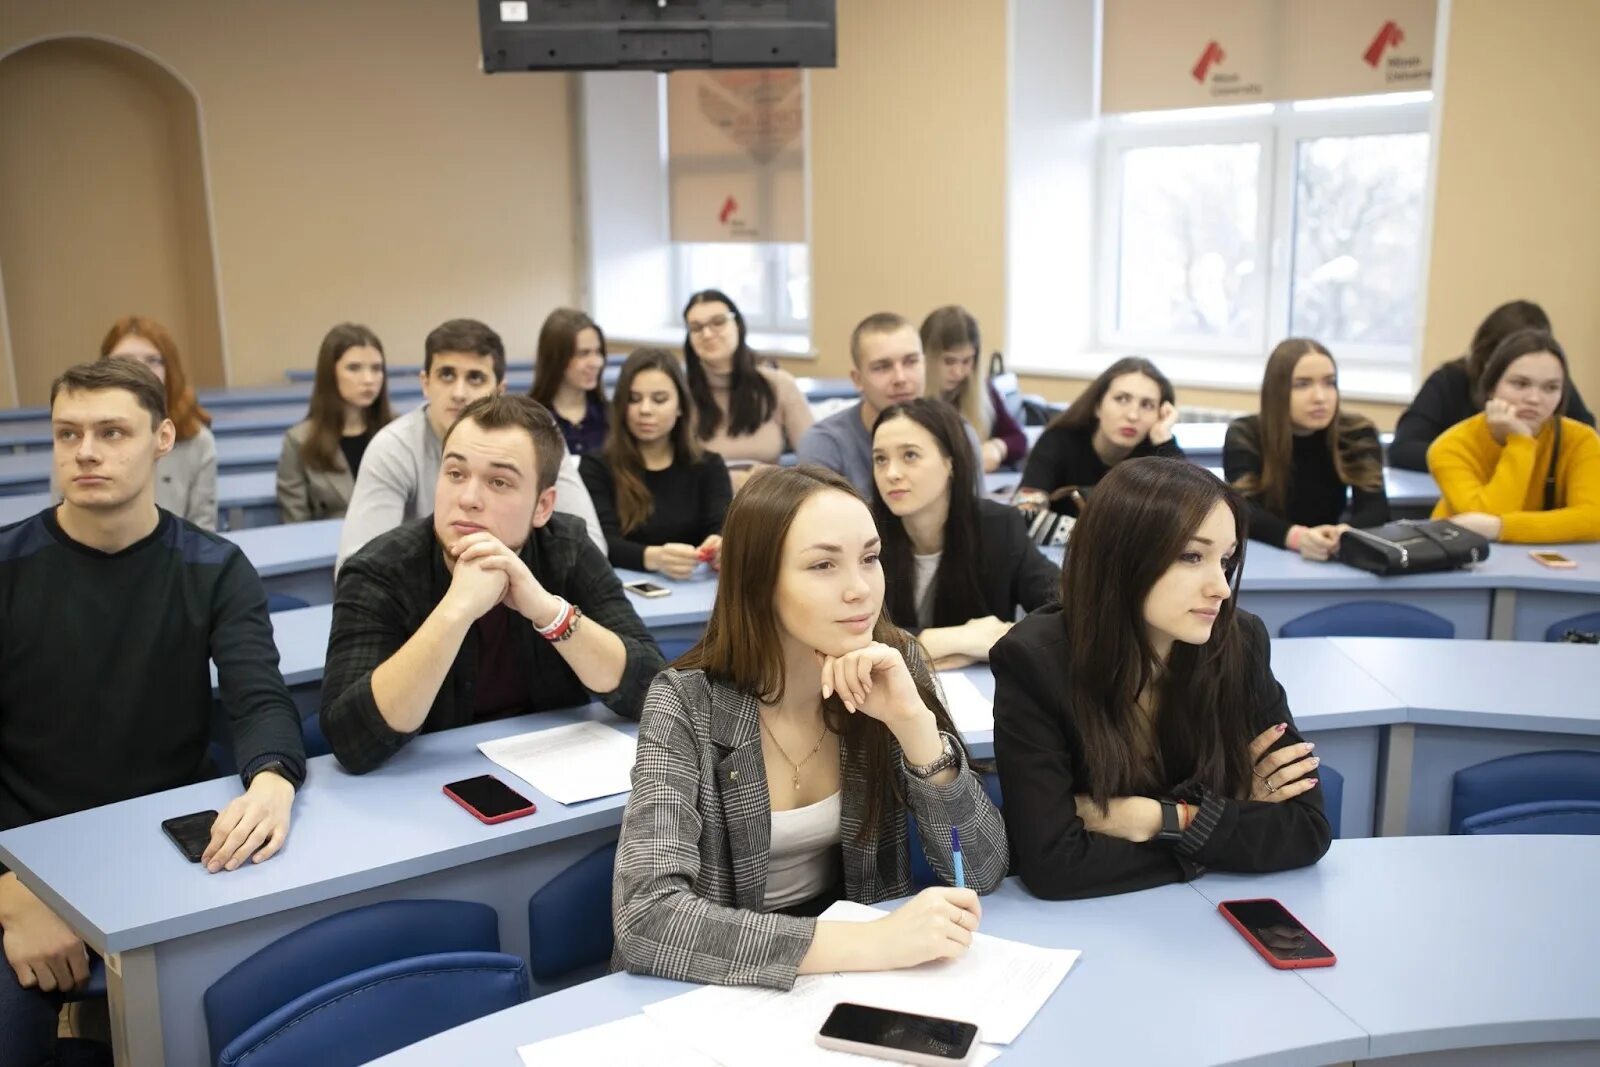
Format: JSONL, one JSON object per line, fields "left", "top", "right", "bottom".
{"left": 951, "top": 827, "right": 966, "bottom": 889}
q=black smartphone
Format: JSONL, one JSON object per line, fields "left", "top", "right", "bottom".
{"left": 815, "top": 1002, "right": 980, "bottom": 1065}
{"left": 161, "top": 810, "right": 218, "bottom": 863}
{"left": 442, "top": 775, "right": 537, "bottom": 824}
{"left": 1218, "top": 898, "right": 1337, "bottom": 969}
{"left": 623, "top": 580, "right": 671, "bottom": 598}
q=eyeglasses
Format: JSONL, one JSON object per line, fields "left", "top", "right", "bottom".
{"left": 686, "top": 313, "right": 733, "bottom": 336}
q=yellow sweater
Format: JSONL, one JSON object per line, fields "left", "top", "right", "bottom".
{"left": 1428, "top": 414, "right": 1600, "bottom": 543}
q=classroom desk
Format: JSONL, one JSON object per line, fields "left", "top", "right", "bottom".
{"left": 1190, "top": 835, "right": 1600, "bottom": 1063}
{"left": 373, "top": 877, "right": 1371, "bottom": 1067}
{"left": 1330, "top": 637, "right": 1600, "bottom": 836}
{"left": 612, "top": 566, "right": 720, "bottom": 645}
{"left": 0, "top": 705, "right": 640, "bottom": 1067}
{"left": 222, "top": 521, "right": 339, "bottom": 605}
{"left": 1200, "top": 466, "right": 1440, "bottom": 512}
{"left": 1176, "top": 421, "right": 1397, "bottom": 468}
{"left": 0, "top": 470, "right": 283, "bottom": 530}
{"left": 377, "top": 836, "right": 1600, "bottom": 1067}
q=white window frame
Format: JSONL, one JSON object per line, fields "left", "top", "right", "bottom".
{"left": 670, "top": 241, "right": 808, "bottom": 335}
{"left": 1095, "top": 96, "right": 1431, "bottom": 397}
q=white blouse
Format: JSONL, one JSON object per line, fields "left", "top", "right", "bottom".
{"left": 763, "top": 790, "right": 842, "bottom": 909}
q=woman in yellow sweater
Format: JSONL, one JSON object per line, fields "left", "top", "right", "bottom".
{"left": 1428, "top": 328, "right": 1600, "bottom": 543}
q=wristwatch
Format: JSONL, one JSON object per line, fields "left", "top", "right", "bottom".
{"left": 905, "top": 733, "right": 958, "bottom": 779}
{"left": 247, "top": 761, "right": 293, "bottom": 790}
{"left": 1155, "top": 800, "right": 1185, "bottom": 843}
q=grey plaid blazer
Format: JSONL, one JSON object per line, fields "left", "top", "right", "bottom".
{"left": 612, "top": 663, "right": 1008, "bottom": 990}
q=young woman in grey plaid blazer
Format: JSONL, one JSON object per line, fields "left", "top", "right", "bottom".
{"left": 613, "top": 464, "right": 1008, "bottom": 990}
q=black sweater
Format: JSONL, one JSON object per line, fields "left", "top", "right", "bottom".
{"left": 888, "top": 499, "right": 1061, "bottom": 632}
{"left": 991, "top": 607, "right": 1331, "bottom": 900}
{"left": 1390, "top": 361, "right": 1595, "bottom": 472}
{"left": 1020, "top": 425, "right": 1185, "bottom": 515}
{"left": 1222, "top": 416, "right": 1390, "bottom": 548}
{"left": 580, "top": 452, "right": 733, "bottom": 571}
{"left": 0, "top": 508, "right": 306, "bottom": 874}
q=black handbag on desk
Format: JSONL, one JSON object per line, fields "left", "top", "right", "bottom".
{"left": 1337, "top": 520, "right": 1491, "bottom": 576}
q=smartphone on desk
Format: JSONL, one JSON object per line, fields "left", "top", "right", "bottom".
{"left": 1530, "top": 550, "right": 1577, "bottom": 569}
{"left": 161, "top": 810, "right": 218, "bottom": 863}
{"left": 816, "top": 1002, "right": 980, "bottom": 1065}
{"left": 443, "top": 775, "right": 537, "bottom": 824}
{"left": 1218, "top": 898, "right": 1336, "bottom": 969}
{"left": 624, "top": 580, "right": 672, "bottom": 598}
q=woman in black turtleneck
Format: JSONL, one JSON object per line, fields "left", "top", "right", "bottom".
{"left": 1224, "top": 339, "right": 1389, "bottom": 560}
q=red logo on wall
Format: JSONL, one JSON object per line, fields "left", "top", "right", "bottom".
{"left": 718, "top": 196, "right": 738, "bottom": 224}
{"left": 1192, "top": 40, "right": 1225, "bottom": 82}
{"left": 1364, "top": 21, "right": 1404, "bottom": 67}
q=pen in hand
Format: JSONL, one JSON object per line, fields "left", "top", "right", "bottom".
{"left": 951, "top": 827, "right": 965, "bottom": 890}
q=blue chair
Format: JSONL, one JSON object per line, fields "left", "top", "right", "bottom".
{"left": 1317, "top": 764, "right": 1344, "bottom": 839}
{"left": 1279, "top": 601, "right": 1455, "bottom": 639}
{"left": 266, "top": 593, "right": 309, "bottom": 613}
{"left": 657, "top": 637, "right": 696, "bottom": 664}
{"left": 527, "top": 841, "right": 618, "bottom": 995}
{"left": 1449, "top": 750, "right": 1600, "bottom": 836}
{"left": 203, "top": 899, "right": 528, "bottom": 1067}
{"left": 908, "top": 772, "right": 1003, "bottom": 889}
{"left": 1544, "top": 610, "right": 1600, "bottom": 642}
{"left": 300, "top": 711, "right": 331, "bottom": 759}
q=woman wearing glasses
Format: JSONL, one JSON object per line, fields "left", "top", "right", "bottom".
{"left": 682, "top": 290, "right": 814, "bottom": 488}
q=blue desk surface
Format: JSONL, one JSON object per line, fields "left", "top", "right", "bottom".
{"left": 1238, "top": 539, "right": 1600, "bottom": 595}
{"left": 223, "top": 519, "right": 339, "bottom": 579}
{"left": 0, "top": 433, "right": 291, "bottom": 492}
{"left": 373, "top": 877, "right": 1370, "bottom": 1067}
{"left": 0, "top": 470, "right": 281, "bottom": 527}
{"left": 0, "top": 705, "right": 637, "bottom": 955}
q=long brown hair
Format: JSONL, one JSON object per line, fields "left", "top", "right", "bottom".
{"left": 920, "top": 305, "right": 994, "bottom": 438}
{"left": 1049, "top": 356, "right": 1174, "bottom": 433}
{"left": 529, "top": 308, "right": 607, "bottom": 409}
{"left": 99, "top": 315, "right": 210, "bottom": 441}
{"left": 1458, "top": 299, "right": 1550, "bottom": 400}
{"left": 300, "top": 323, "right": 393, "bottom": 472}
{"left": 1233, "top": 338, "right": 1382, "bottom": 515}
{"left": 676, "top": 464, "right": 967, "bottom": 837}
{"left": 1061, "top": 458, "right": 1255, "bottom": 807}
{"left": 871, "top": 400, "right": 987, "bottom": 630}
{"left": 603, "top": 347, "right": 702, "bottom": 534}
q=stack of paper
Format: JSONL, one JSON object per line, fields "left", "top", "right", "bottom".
{"left": 936, "top": 672, "right": 996, "bottom": 734}
{"left": 477, "top": 721, "right": 636, "bottom": 805}
{"left": 516, "top": 1014, "right": 718, "bottom": 1066}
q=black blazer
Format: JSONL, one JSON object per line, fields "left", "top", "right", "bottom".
{"left": 991, "top": 606, "right": 1331, "bottom": 900}
{"left": 894, "top": 499, "right": 1061, "bottom": 632}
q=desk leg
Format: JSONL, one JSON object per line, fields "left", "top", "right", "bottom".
{"left": 1488, "top": 589, "right": 1517, "bottom": 641}
{"left": 106, "top": 946, "right": 164, "bottom": 1067}
{"left": 1375, "top": 724, "right": 1415, "bottom": 838}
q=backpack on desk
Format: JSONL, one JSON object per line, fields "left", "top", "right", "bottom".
{"left": 1337, "top": 520, "right": 1490, "bottom": 576}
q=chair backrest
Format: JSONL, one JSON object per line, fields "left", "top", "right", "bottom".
{"left": 527, "top": 841, "right": 618, "bottom": 987}
{"left": 1317, "top": 764, "right": 1344, "bottom": 839}
{"left": 1544, "top": 610, "right": 1600, "bottom": 642}
{"left": 266, "top": 593, "right": 310, "bottom": 613}
{"left": 1278, "top": 600, "right": 1455, "bottom": 639}
{"left": 1460, "top": 799, "right": 1600, "bottom": 836}
{"left": 989, "top": 370, "right": 1024, "bottom": 421}
{"left": 217, "top": 951, "right": 528, "bottom": 1067}
{"left": 1449, "top": 750, "right": 1600, "bottom": 834}
{"left": 204, "top": 898, "right": 501, "bottom": 1063}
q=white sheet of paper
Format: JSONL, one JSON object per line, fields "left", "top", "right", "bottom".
{"left": 644, "top": 981, "right": 1001, "bottom": 1067}
{"left": 476, "top": 721, "right": 635, "bottom": 805}
{"left": 936, "top": 672, "right": 995, "bottom": 734}
{"left": 809, "top": 900, "right": 1079, "bottom": 1045}
{"left": 516, "top": 1013, "right": 718, "bottom": 1066}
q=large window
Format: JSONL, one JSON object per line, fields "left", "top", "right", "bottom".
{"left": 1098, "top": 94, "right": 1431, "bottom": 393}
{"left": 673, "top": 242, "right": 810, "bottom": 333}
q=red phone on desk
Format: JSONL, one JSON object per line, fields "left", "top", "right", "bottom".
{"left": 1218, "top": 898, "right": 1336, "bottom": 969}
{"left": 443, "top": 775, "right": 537, "bottom": 824}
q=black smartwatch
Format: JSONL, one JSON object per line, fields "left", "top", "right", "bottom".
{"left": 1155, "top": 799, "right": 1184, "bottom": 843}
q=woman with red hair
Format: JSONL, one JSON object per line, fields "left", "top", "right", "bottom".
{"left": 100, "top": 315, "right": 218, "bottom": 529}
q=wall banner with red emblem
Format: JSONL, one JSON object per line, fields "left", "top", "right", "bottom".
{"left": 667, "top": 70, "right": 806, "bottom": 243}
{"left": 1102, "top": 0, "right": 1435, "bottom": 114}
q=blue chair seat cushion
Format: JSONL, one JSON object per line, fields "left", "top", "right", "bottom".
{"left": 1460, "top": 800, "right": 1600, "bottom": 836}
{"left": 218, "top": 951, "right": 529, "bottom": 1067}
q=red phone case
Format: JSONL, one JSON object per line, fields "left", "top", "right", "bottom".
{"left": 1218, "top": 899, "right": 1336, "bottom": 969}
{"left": 442, "top": 782, "right": 537, "bottom": 824}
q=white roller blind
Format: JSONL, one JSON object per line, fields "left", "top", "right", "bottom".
{"left": 667, "top": 70, "right": 806, "bottom": 243}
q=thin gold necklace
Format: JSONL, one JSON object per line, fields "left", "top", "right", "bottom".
{"left": 759, "top": 714, "right": 830, "bottom": 791}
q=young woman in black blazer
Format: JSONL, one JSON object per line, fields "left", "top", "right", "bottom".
{"left": 992, "top": 457, "right": 1331, "bottom": 900}
{"left": 1017, "top": 357, "right": 1183, "bottom": 516}
{"left": 870, "top": 399, "right": 1059, "bottom": 667}
{"left": 579, "top": 347, "right": 732, "bottom": 577}
{"left": 1223, "top": 338, "right": 1389, "bottom": 560}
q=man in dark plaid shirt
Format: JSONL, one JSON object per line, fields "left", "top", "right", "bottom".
{"left": 319, "top": 395, "right": 662, "bottom": 773}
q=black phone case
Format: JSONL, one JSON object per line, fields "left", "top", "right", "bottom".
{"left": 162, "top": 811, "right": 217, "bottom": 863}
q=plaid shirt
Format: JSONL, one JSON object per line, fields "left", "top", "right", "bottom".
{"left": 612, "top": 659, "right": 1009, "bottom": 990}
{"left": 320, "top": 514, "right": 663, "bottom": 773}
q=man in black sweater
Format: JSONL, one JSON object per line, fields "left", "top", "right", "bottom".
{"left": 0, "top": 361, "right": 305, "bottom": 1061}
{"left": 320, "top": 395, "right": 661, "bottom": 774}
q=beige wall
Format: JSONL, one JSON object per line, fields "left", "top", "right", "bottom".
{"left": 0, "top": 38, "right": 223, "bottom": 405}
{"left": 1419, "top": 0, "right": 1600, "bottom": 408}
{"left": 0, "top": 1, "right": 576, "bottom": 402}
{"left": 805, "top": 0, "right": 1008, "bottom": 375}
